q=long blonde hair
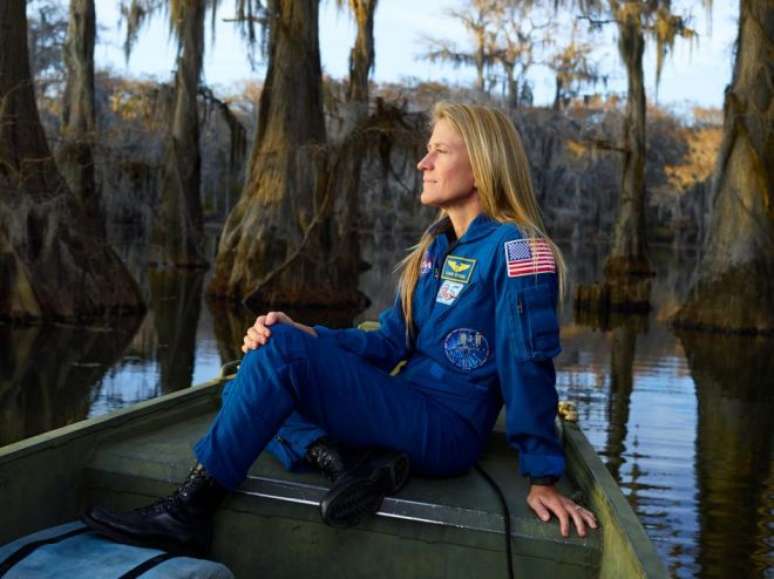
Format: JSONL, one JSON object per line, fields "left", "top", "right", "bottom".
{"left": 398, "top": 101, "right": 567, "bottom": 335}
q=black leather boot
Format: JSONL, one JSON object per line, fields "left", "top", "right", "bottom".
{"left": 305, "top": 437, "right": 347, "bottom": 481}
{"left": 82, "top": 464, "right": 227, "bottom": 556}
{"left": 305, "top": 438, "right": 410, "bottom": 528}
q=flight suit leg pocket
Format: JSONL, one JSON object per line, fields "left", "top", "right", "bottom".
{"left": 512, "top": 284, "right": 561, "bottom": 361}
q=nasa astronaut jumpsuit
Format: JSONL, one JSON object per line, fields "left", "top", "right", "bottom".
{"left": 193, "top": 214, "right": 565, "bottom": 491}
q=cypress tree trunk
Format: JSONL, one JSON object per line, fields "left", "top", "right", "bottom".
{"left": 673, "top": 0, "right": 773, "bottom": 333}
{"left": 347, "top": 0, "right": 377, "bottom": 104}
{"left": 59, "top": 0, "right": 99, "bottom": 233}
{"left": 0, "top": 0, "right": 144, "bottom": 321}
{"left": 504, "top": 62, "right": 517, "bottom": 110}
{"left": 606, "top": 18, "right": 652, "bottom": 278}
{"left": 553, "top": 76, "right": 563, "bottom": 111}
{"left": 474, "top": 32, "right": 486, "bottom": 94}
{"left": 575, "top": 16, "right": 652, "bottom": 313}
{"left": 208, "top": 0, "right": 362, "bottom": 307}
{"left": 150, "top": 0, "right": 207, "bottom": 268}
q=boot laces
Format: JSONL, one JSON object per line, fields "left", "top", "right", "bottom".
{"left": 136, "top": 466, "right": 208, "bottom": 515}
{"left": 307, "top": 441, "right": 345, "bottom": 481}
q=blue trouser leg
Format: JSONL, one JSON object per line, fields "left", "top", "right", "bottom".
{"left": 265, "top": 411, "right": 327, "bottom": 471}
{"left": 193, "top": 324, "right": 482, "bottom": 490}
{"left": 224, "top": 379, "right": 327, "bottom": 470}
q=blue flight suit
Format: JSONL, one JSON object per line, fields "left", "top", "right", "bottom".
{"left": 194, "top": 214, "right": 565, "bottom": 490}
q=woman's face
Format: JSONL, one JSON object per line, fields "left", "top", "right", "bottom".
{"left": 417, "top": 119, "right": 476, "bottom": 209}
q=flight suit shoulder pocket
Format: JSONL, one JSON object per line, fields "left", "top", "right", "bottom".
{"left": 513, "top": 283, "right": 560, "bottom": 361}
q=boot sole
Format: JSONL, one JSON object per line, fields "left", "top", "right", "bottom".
{"left": 320, "top": 451, "right": 410, "bottom": 529}
{"left": 81, "top": 511, "right": 207, "bottom": 558}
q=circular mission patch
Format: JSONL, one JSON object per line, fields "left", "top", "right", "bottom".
{"left": 443, "top": 328, "right": 490, "bottom": 370}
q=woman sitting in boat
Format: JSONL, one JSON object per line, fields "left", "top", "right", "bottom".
{"left": 84, "top": 101, "right": 597, "bottom": 555}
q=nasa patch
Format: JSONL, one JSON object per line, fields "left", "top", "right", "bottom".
{"left": 443, "top": 328, "right": 490, "bottom": 371}
{"left": 420, "top": 252, "right": 433, "bottom": 276}
{"left": 436, "top": 280, "right": 464, "bottom": 305}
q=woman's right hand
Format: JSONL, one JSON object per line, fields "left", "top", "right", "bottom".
{"left": 241, "top": 311, "right": 294, "bottom": 353}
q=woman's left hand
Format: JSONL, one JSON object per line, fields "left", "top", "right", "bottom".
{"left": 527, "top": 484, "right": 598, "bottom": 538}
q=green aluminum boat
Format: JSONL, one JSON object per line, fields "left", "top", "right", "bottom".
{"left": 0, "top": 364, "right": 668, "bottom": 578}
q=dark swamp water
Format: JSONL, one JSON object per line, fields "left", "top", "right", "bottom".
{"left": 0, "top": 227, "right": 771, "bottom": 579}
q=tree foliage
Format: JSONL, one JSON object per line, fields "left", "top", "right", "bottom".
{"left": 547, "top": 22, "right": 602, "bottom": 109}
{"left": 572, "top": 0, "right": 710, "bottom": 94}
{"left": 491, "top": 2, "right": 553, "bottom": 106}
{"left": 419, "top": 0, "right": 504, "bottom": 93}
{"left": 26, "top": 0, "right": 69, "bottom": 100}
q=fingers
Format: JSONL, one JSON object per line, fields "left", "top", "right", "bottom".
{"left": 248, "top": 326, "right": 270, "bottom": 343}
{"left": 530, "top": 494, "right": 569, "bottom": 536}
{"left": 554, "top": 500, "right": 570, "bottom": 537}
{"left": 529, "top": 491, "right": 598, "bottom": 538}
{"left": 264, "top": 311, "right": 289, "bottom": 326}
{"left": 568, "top": 503, "right": 600, "bottom": 537}
{"left": 578, "top": 505, "right": 598, "bottom": 530}
{"left": 527, "top": 495, "right": 551, "bottom": 523}
{"left": 567, "top": 504, "right": 586, "bottom": 537}
{"left": 243, "top": 312, "right": 289, "bottom": 353}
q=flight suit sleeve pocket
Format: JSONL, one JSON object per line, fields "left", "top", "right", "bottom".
{"left": 514, "top": 284, "right": 561, "bottom": 361}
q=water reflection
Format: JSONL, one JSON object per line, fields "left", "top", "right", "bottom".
{"left": 605, "top": 322, "right": 638, "bottom": 482}
{"left": 677, "top": 331, "right": 773, "bottom": 579}
{"left": 150, "top": 270, "right": 204, "bottom": 394}
{"left": 0, "top": 316, "right": 142, "bottom": 446}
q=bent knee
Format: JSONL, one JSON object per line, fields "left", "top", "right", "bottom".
{"left": 265, "top": 322, "right": 310, "bottom": 350}
{"left": 240, "top": 323, "right": 309, "bottom": 368}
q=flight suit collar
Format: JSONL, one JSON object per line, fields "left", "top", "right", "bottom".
{"left": 456, "top": 213, "right": 499, "bottom": 245}
{"left": 434, "top": 213, "right": 499, "bottom": 248}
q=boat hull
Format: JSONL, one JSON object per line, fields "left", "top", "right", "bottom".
{"left": 1, "top": 374, "right": 667, "bottom": 578}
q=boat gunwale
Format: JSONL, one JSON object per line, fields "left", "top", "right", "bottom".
{"left": 561, "top": 421, "right": 669, "bottom": 578}
{"left": 0, "top": 376, "right": 227, "bottom": 465}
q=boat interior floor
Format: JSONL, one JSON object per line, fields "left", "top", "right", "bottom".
{"left": 84, "top": 408, "right": 602, "bottom": 578}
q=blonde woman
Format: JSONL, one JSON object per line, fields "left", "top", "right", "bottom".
{"left": 84, "top": 102, "right": 597, "bottom": 555}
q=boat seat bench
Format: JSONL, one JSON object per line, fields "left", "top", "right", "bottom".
{"left": 84, "top": 409, "right": 601, "bottom": 579}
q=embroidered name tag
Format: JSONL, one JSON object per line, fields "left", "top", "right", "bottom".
{"left": 504, "top": 238, "right": 556, "bottom": 278}
{"left": 441, "top": 255, "right": 476, "bottom": 284}
{"left": 444, "top": 328, "right": 490, "bottom": 370}
{"left": 436, "top": 280, "right": 464, "bottom": 305}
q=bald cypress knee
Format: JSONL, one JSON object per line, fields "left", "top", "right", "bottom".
{"left": 0, "top": 0, "right": 143, "bottom": 322}
{"left": 673, "top": 0, "right": 774, "bottom": 334}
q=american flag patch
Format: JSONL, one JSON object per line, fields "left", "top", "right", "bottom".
{"left": 504, "top": 238, "right": 556, "bottom": 278}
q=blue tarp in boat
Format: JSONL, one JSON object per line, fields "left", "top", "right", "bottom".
{"left": 0, "top": 522, "right": 233, "bottom": 578}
